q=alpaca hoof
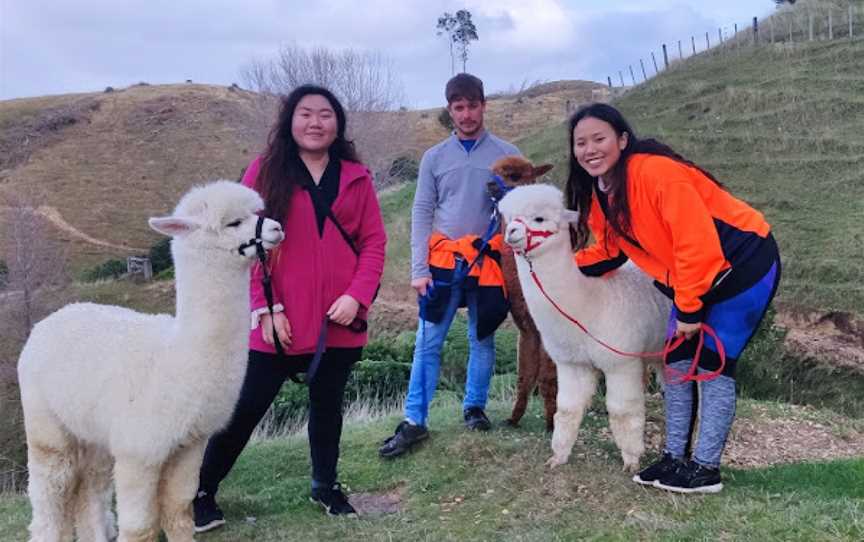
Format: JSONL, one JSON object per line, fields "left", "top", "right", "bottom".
{"left": 546, "top": 455, "right": 567, "bottom": 469}
{"left": 623, "top": 461, "right": 640, "bottom": 473}
{"left": 503, "top": 418, "right": 520, "bottom": 428}
{"left": 545, "top": 422, "right": 554, "bottom": 433}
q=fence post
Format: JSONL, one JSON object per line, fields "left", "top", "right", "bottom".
{"left": 662, "top": 44, "right": 669, "bottom": 68}
{"left": 788, "top": 19, "right": 793, "bottom": 42}
{"left": 629, "top": 65, "right": 636, "bottom": 85}
{"left": 678, "top": 39, "right": 683, "bottom": 59}
{"left": 770, "top": 17, "right": 775, "bottom": 44}
{"left": 619, "top": 70, "right": 625, "bottom": 87}
{"left": 753, "top": 17, "right": 759, "bottom": 45}
{"left": 809, "top": 10, "right": 814, "bottom": 41}
{"left": 640, "top": 59, "right": 647, "bottom": 81}
{"left": 851, "top": 4, "right": 855, "bottom": 39}
{"left": 706, "top": 31, "right": 710, "bottom": 50}
{"left": 691, "top": 36, "right": 696, "bottom": 54}
{"left": 829, "top": 10, "right": 833, "bottom": 40}
{"left": 651, "top": 52, "right": 658, "bottom": 73}
{"left": 719, "top": 27, "right": 723, "bottom": 44}
{"left": 607, "top": 76, "right": 613, "bottom": 88}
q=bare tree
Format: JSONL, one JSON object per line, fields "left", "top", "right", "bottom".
{"left": 239, "top": 45, "right": 414, "bottom": 188}
{"left": 0, "top": 193, "right": 70, "bottom": 342}
{"left": 0, "top": 192, "right": 69, "bottom": 491}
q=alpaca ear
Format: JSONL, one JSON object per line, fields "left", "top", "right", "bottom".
{"left": 561, "top": 210, "right": 580, "bottom": 224}
{"left": 533, "top": 164, "right": 554, "bottom": 178}
{"left": 148, "top": 216, "right": 201, "bottom": 237}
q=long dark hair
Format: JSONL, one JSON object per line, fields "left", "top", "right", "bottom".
{"left": 257, "top": 84, "right": 359, "bottom": 222}
{"left": 565, "top": 103, "right": 722, "bottom": 249}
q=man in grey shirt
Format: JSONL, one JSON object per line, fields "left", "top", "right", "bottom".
{"left": 380, "top": 73, "right": 520, "bottom": 458}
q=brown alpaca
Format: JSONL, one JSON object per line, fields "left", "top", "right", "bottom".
{"left": 489, "top": 156, "right": 558, "bottom": 431}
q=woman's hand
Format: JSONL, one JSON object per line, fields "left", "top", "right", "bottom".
{"left": 261, "top": 312, "right": 292, "bottom": 349}
{"left": 327, "top": 294, "right": 360, "bottom": 326}
{"left": 675, "top": 320, "right": 701, "bottom": 340}
{"left": 411, "top": 277, "right": 433, "bottom": 296}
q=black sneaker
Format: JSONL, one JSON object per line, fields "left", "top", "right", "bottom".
{"left": 463, "top": 407, "right": 491, "bottom": 431}
{"left": 310, "top": 483, "right": 358, "bottom": 517}
{"left": 632, "top": 453, "right": 684, "bottom": 486}
{"left": 193, "top": 490, "right": 226, "bottom": 533}
{"left": 654, "top": 460, "right": 723, "bottom": 494}
{"left": 378, "top": 420, "right": 429, "bottom": 458}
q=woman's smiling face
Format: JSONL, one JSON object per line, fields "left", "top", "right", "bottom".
{"left": 572, "top": 116, "right": 629, "bottom": 179}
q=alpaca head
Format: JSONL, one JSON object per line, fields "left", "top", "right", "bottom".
{"left": 487, "top": 155, "right": 554, "bottom": 201}
{"left": 498, "top": 184, "right": 578, "bottom": 257}
{"left": 148, "top": 180, "right": 284, "bottom": 261}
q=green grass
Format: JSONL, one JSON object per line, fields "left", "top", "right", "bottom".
{"left": 1, "top": 392, "right": 861, "bottom": 541}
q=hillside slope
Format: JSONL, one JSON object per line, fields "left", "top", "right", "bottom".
{"left": 520, "top": 37, "right": 864, "bottom": 317}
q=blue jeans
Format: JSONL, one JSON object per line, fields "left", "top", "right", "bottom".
{"left": 404, "top": 285, "right": 496, "bottom": 426}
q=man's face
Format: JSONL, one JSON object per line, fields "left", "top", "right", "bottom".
{"left": 447, "top": 97, "right": 485, "bottom": 139}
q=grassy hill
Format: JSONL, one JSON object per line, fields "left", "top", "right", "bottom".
{"left": 517, "top": 33, "right": 864, "bottom": 317}
{"left": 0, "top": 80, "right": 605, "bottom": 273}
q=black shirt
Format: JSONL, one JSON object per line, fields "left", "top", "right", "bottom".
{"left": 300, "top": 158, "right": 341, "bottom": 237}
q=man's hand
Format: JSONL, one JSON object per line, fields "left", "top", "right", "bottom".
{"left": 327, "top": 294, "right": 360, "bottom": 326}
{"left": 675, "top": 320, "right": 701, "bottom": 340}
{"left": 261, "top": 312, "right": 292, "bottom": 349}
{"left": 411, "top": 277, "right": 433, "bottom": 297}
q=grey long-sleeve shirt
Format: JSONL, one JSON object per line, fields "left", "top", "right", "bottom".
{"left": 410, "top": 131, "right": 521, "bottom": 280}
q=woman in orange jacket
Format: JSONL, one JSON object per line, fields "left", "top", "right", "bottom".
{"left": 566, "top": 103, "right": 780, "bottom": 494}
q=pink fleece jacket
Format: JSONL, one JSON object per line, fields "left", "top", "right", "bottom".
{"left": 243, "top": 156, "right": 387, "bottom": 355}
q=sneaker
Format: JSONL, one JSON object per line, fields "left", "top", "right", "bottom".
{"left": 632, "top": 453, "right": 684, "bottom": 486}
{"left": 193, "top": 490, "right": 226, "bottom": 533}
{"left": 310, "top": 483, "right": 358, "bottom": 517}
{"left": 463, "top": 407, "right": 491, "bottom": 431}
{"left": 654, "top": 460, "right": 723, "bottom": 494}
{"left": 378, "top": 420, "right": 429, "bottom": 458}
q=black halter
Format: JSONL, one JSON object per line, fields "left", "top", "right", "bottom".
{"left": 241, "top": 216, "right": 305, "bottom": 384}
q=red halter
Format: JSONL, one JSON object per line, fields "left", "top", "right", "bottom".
{"left": 512, "top": 218, "right": 555, "bottom": 254}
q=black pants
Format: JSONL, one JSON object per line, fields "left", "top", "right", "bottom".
{"left": 198, "top": 347, "right": 361, "bottom": 495}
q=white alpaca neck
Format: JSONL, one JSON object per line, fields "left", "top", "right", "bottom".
{"left": 171, "top": 245, "right": 249, "bottom": 352}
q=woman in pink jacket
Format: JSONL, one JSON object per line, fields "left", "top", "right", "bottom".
{"left": 194, "top": 85, "right": 387, "bottom": 529}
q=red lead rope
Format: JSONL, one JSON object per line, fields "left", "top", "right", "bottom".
{"left": 526, "top": 265, "right": 726, "bottom": 383}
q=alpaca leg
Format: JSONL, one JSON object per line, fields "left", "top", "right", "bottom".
{"left": 547, "top": 363, "right": 597, "bottom": 468}
{"left": 537, "top": 348, "right": 558, "bottom": 432}
{"left": 159, "top": 440, "right": 207, "bottom": 542}
{"left": 114, "top": 458, "right": 160, "bottom": 542}
{"left": 73, "top": 445, "right": 116, "bottom": 542}
{"left": 506, "top": 330, "right": 540, "bottom": 427}
{"left": 605, "top": 367, "right": 647, "bottom": 472}
{"left": 24, "top": 411, "right": 78, "bottom": 542}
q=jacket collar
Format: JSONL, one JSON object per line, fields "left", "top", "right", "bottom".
{"left": 339, "top": 159, "right": 371, "bottom": 186}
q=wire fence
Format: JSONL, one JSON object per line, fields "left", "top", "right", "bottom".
{"left": 607, "top": 1, "right": 861, "bottom": 90}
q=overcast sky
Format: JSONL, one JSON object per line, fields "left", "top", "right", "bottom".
{"left": 1, "top": 0, "right": 777, "bottom": 108}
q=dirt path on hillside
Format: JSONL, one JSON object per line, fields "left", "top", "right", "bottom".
{"left": 0, "top": 205, "right": 147, "bottom": 253}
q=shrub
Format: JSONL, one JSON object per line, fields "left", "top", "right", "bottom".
{"left": 389, "top": 156, "right": 420, "bottom": 182}
{"left": 148, "top": 238, "right": 172, "bottom": 274}
{"left": 437, "top": 108, "right": 454, "bottom": 131}
{"left": 81, "top": 258, "right": 127, "bottom": 282}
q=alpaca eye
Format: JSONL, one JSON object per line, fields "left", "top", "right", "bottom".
{"left": 534, "top": 217, "right": 545, "bottom": 223}
{"left": 226, "top": 219, "right": 243, "bottom": 228}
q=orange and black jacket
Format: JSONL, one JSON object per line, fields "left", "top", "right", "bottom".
{"left": 575, "top": 153, "right": 778, "bottom": 323}
{"left": 423, "top": 232, "right": 509, "bottom": 339}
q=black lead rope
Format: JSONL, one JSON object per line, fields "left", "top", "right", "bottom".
{"left": 243, "top": 217, "right": 306, "bottom": 384}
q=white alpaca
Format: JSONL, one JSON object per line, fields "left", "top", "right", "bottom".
{"left": 18, "top": 181, "right": 284, "bottom": 542}
{"left": 498, "top": 184, "right": 670, "bottom": 472}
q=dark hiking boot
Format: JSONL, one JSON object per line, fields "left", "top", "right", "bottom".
{"left": 654, "top": 460, "right": 723, "bottom": 494}
{"left": 632, "top": 452, "right": 684, "bottom": 486}
{"left": 463, "top": 407, "right": 492, "bottom": 431}
{"left": 310, "top": 483, "right": 358, "bottom": 517}
{"left": 193, "top": 490, "right": 226, "bottom": 533}
{"left": 378, "top": 420, "right": 429, "bottom": 458}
